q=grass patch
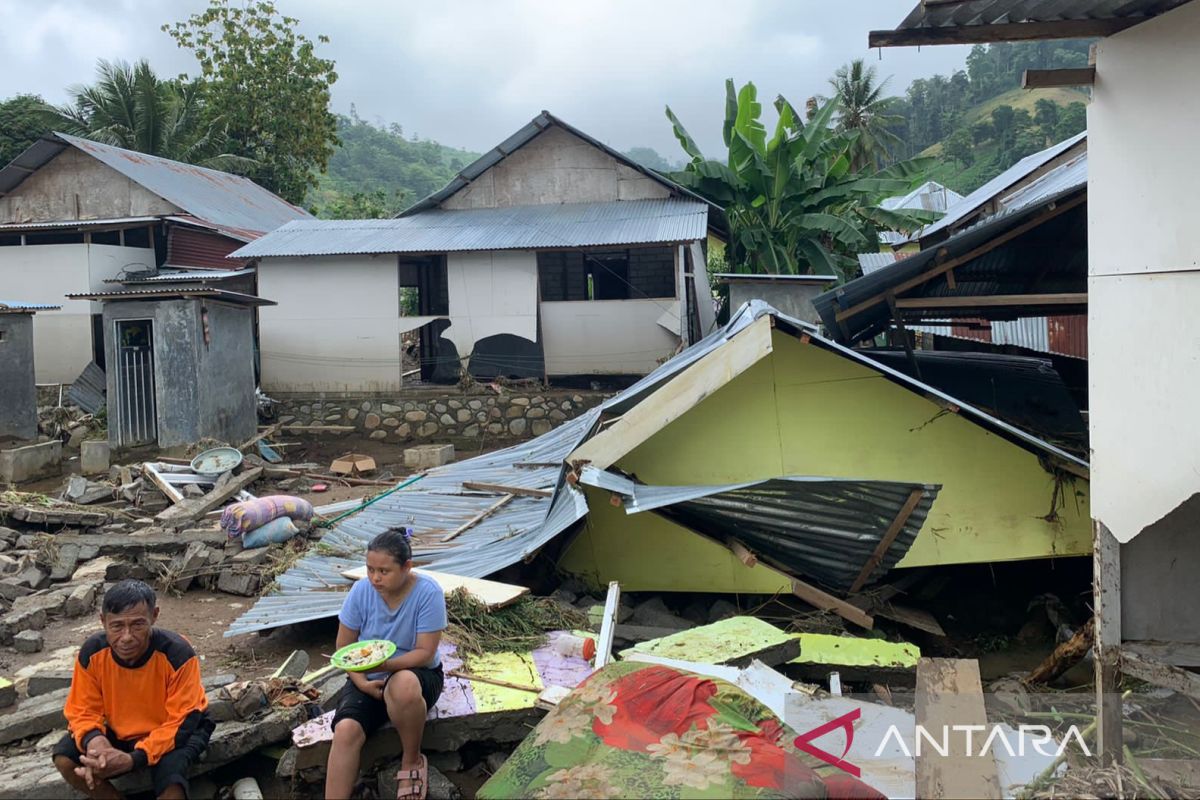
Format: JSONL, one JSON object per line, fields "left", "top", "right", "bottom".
{"left": 445, "top": 588, "right": 589, "bottom": 657}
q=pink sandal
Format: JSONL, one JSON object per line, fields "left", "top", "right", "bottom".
{"left": 395, "top": 753, "right": 427, "bottom": 800}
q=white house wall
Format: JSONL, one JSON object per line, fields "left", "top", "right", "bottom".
{"left": 0, "top": 242, "right": 153, "bottom": 382}
{"left": 441, "top": 126, "right": 672, "bottom": 210}
{"left": 257, "top": 255, "right": 403, "bottom": 393}
{"left": 541, "top": 299, "right": 681, "bottom": 375}
{"left": 1089, "top": 1, "right": 1200, "bottom": 544}
{"left": 444, "top": 251, "right": 539, "bottom": 359}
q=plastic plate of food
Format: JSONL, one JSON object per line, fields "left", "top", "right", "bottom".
{"left": 331, "top": 639, "right": 397, "bottom": 672}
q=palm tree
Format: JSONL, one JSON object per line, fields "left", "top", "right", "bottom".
{"left": 828, "top": 59, "right": 904, "bottom": 172}
{"left": 666, "top": 80, "right": 937, "bottom": 280}
{"left": 48, "top": 59, "right": 253, "bottom": 172}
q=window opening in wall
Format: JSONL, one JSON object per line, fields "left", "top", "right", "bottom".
{"left": 0, "top": 329, "right": 6, "bottom": 343}
{"left": 0, "top": 235, "right": 21, "bottom": 247}
{"left": 124, "top": 227, "right": 151, "bottom": 249}
{"left": 90, "top": 230, "right": 121, "bottom": 246}
{"left": 537, "top": 246, "right": 676, "bottom": 302}
{"left": 24, "top": 232, "right": 85, "bottom": 245}
{"left": 398, "top": 255, "right": 450, "bottom": 383}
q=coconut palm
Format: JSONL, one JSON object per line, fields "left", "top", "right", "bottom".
{"left": 828, "top": 59, "right": 904, "bottom": 171}
{"left": 666, "top": 80, "right": 936, "bottom": 280}
{"left": 48, "top": 59, "right": 253, "bottom": 172}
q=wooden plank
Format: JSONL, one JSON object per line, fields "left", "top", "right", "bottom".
{"left": 915, "top": 658, "right": 1001, "bottom": 800}
{"left": 869, "top": 18, "right": 1137, "bottom": 48}
{"left": 893, "top": 293, "right": 1087, "bottom": 310}
{"left": 834, "top": 194, "right": 1087, "bottom": 323}
{"left": 1022, "top": 67, "right": 1096, "bottom": 89}
{"left": 142, "top": 462, "right": 185, "bottom": 504}
{"left": 568, "top": 314, "right": 774, "bottom": 471}
{"left": 461, "top": 481, "right": 552, "bottom": 498}
{"left": 447, "top": 669, "right": 540, "bottom": 694}
{"left": 441, "top": 494, "right": 514, "bottom": 542}
{"left": 595, "top": 581, "right": 621, "bottom": 669}
{"left": 1123, "top": 641, "right": 1200, "bottom": 667}
{"left": 1093, "top": 520, "right": 1123, "bottom": 763}
{"left": 850, "top": 487, "right": 925, "bottom": 594}
{"left": 1121, "top": 651, "right": 1200, "bottom": 701}
{"left": 155, "top": 467, "right": 263, "bottom": 526}
{"left": 620, "top": 616, "right": 800, "bottom": 668}
{"left": 239, "top": 422, "right": 282, "bottom": 452}
{"left": 339, "top": 567, "right": 529, "bottom": 610}
{"left": 875, "top": 603, "right": 947, "bottom": 638}
{"left": 729, "top": 540, "right": 757, "bottom": 568}
{"left": 790, "top": 578, "right": 875, "bottom": 630}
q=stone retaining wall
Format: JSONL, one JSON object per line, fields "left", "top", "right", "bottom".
{"left": 271, "top": 390, "right": 608, "bottom": 444}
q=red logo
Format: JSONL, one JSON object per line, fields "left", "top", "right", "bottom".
{"left": 793, "top": 708, "right": 862, "bottom": 777}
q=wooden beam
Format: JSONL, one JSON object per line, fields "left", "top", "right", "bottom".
{"left": 835, "top": 193, "right": 1087, "bottom": 323}
{"left": 142, "top": 463, "right": 185, "bottom": 504}
{"left": 461, "top": 481, "right": 552, "bottom": 498}
{"left": 869, "top": 18, "right": 1139, "bottom": 49}
{"left": 729, "top": 540, "right": 757, "bottom": 568}
{"left": 441, "top": 494, "right": 514, "bottom": 542}
{"left": 1094, "top": 521, "right": 1123, "bottom": 764}
{"left": 790, "top": 577, "right": 874, "bottom": 630}
{"left": 595, "top": 581, "right": 621, "bottom": 669}
{"left": 568, "top": 314, "right": 774, "bottom": 471}
{"left": 886, "top": 291, "right": 923, "bottom": 381}
{"left": 915, "top": 658, "right": 1002, "bottom": 799}
{"left": 849, "top": 488, "right": 925, "bottom": 594}
{"left": 1022, "top": 67, "right": 1096, "bottom": 89}
{"left": 893, "top": 293, "right": 1087, "bottom": 310}
{"left": 155, "top": 467, "right": 263, "bottom": 527}
{"left": 1122, "top": 651, "right": 1200, "bottom": 701}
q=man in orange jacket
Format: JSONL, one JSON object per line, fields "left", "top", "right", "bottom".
{"left": 52, "top": 580, "right": 214, "bottom": 799}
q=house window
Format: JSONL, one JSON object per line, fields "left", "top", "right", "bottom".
{"left": 538, "top": 247, "right": 676, "bottom": 301}
{"left": 0, "top": 235, "right": 20, "bottom": 247}
{"left": 123, "top": 227, "right": 151, "bottom": 249}
{"left": 24, "top": 232, "right": 85, "bottom": 245}
{"left": 90, "top": 230, "right": 121, "bottom": 246}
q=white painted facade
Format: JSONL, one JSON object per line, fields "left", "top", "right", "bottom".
{"left": 1088, "top": 1, "right": 1200, "bottom": 543}
{"left": 541, "top": 299, "right": 681, "bottom": 375}
{"left": 257, "top": 255, "right": 406, "bottom": 393}
{"left": 444, "top": 251, "right": 539, "bottom": 359}
{"left": 0, "top": 242, "right": 154, "bottom": 382}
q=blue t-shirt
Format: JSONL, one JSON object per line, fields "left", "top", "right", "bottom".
{"left": 338, "top": 573, "right": 447, "bottom": 679}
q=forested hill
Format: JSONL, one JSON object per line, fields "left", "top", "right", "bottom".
{"left": 889, "top": 39, "right": 1092, "bottom": 193}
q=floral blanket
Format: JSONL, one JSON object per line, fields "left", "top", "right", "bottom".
{"left": 478, "top": 661, "right": 885, "bottom": 799}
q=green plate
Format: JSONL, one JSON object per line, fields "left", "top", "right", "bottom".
{"left": 331, "top": 639, "right": 397, "bottom": 672}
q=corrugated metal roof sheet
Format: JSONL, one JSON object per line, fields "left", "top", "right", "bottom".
{"left": 231, "top": 199, "right": 709, "bottom": 259}
{"left": 0, "top": 216, "right": 160, "bottom": 232}
{"left": 400, "top": 110, "right": 720, "bottom": 218}
{"left": 0, "top": 301, "right": 61, "bottom": 312}
{"left": 115, "top": 268, "right": 253, "bottom": 284}
{"left": 997, "top": 152, "right": 1087, "bottom": 218}
{"left": 874, "top": 0, "right": 1191, "bottom": 42}
{"left": 579, "top": 468, "right": 938, "bottom": 592}
{"left": 919, "top": 132, "right": 1086, "bottom": 241}
{"left": 880, "top": 181, "right": 963, "bottom": 213}
{"left": 64, "top": 288, "right": 275, "bottom": 306}
{"left": 0, "top": 133, "right": 311, "bottom": 237}
{"left": 857, "top": 252, "right": 900, "bottom": 275}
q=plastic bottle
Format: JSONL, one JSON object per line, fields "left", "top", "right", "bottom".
{"left": 232, "top": 777, "right": 264, "bottom": 800}
{"left": 552, "top": 633, "right": 596, "bottom": 661}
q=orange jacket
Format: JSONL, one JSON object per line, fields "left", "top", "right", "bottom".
{"left": 65, "top": 628, "right": 209, "bottom": 768}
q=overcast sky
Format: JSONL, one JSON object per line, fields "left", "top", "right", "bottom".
{"left": 0, "top": 0, "right": 972, "bottom": 158}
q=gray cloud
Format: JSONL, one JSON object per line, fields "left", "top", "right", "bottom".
{"left": 0, "top": 0, "right": 971, "bottom": 158}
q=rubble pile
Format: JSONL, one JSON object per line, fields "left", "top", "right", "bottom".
{"left": 35, "top": 404, "right": 104, "bottom": 450}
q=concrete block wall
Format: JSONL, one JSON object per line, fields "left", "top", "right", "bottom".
{"left": 271, "top": 389, "right": 608, "bottom": 445}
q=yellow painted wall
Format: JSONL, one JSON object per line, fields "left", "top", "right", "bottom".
{"left": 559, "top": 329, "right": 1091, "bottom": 591}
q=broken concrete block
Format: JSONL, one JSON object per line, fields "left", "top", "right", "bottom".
{"left": 168, "top": 541, "right": 212, "bottom": 592}
{"left": 0, "top": 677, "right": 15, "bottom": 709}
{"left": 14, "top": 534, "right": 40, "bottom": 550}
{"left": 403, "top": 444, "right": 454, "bottom": 469}
{"left": 14, "top": 630, "right": 44, "bottom": 653}
{"left": 49, "top": 544, "right": 81, "bottom": 582}
{"left": 0, "top": 440, "right": 62, "bottom": 484}
{"left": 0, "top": 527, "right": 17, "bottom": 548}
{"left": 77, "top": 543, "right": 100, "bottom": 561}
{"left": 64, "top": 476, "right": 111, "bottom": 505}
{"left": 217, "top": 571, "right": 261, "bottom": 597}
{"left": 629, "top": 596, "right": 690, "bottom": 630}
{"left": 0, "top": 554, "right": 16, "bottom": 573}
{"left": 0, "top": 577, "right": 32, "bottom": 602}
{"left": 13, "top": 590, "right": 68, "bottom": 617}
{"left": 202, "top": 672, "right": 238, "bottom": 691}
{"left": 71, "top": 556, "right": 116, "bottom": 584}
{"left": 230, "top": 547, "right": 270, "bottom": 567}
{"left": 274, "top": 650, "right": 310, "bottom": 680}
{"left": 27, "top": 670, "right": 73, "bottom": 698}
{"left": 12, "top": 561, "right": 48, "bottom": 591}
{"left": 0, "top": 687, "right": 68, "bottom": 745}
{"left": 80, "top": 440, "right": 110, "bottom": 476}
{"left": 64, "top": 583, "right": 96, "bottom": 617}
{"left": 183, "top": 483, "right": 205, "bottom": 499}
{"left": 0, "top": 608, "right": 47, "bottom": 643}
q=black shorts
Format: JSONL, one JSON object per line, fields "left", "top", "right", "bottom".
{"left": 51, "top": 711, "right": 214, "bottom": 798}
{"left": 332, "top": 665, "right": 445, "bottom": 734}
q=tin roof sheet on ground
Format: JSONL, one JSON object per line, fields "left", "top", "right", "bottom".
{"left": 0, "top": 133, "right": 310, "bottom": 238}
{"left": 230, "top": 199, "right": 709, "bottom": 259}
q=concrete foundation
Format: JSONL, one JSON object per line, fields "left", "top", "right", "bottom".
{"left": 0, "top": 440, "right": 61, "bottom": 484}
{"left": 404, "top": 443, "right": 455, "bottom": 468}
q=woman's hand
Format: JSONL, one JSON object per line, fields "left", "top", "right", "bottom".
{"left": 349, "top": 671, "right": 386, "bottom": 700}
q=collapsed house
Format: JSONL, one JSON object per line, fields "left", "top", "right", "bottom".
{"left": 232, "top": 111, "right": 725, "bottom": 393}
{"left": 0, "top": 132, "right": 309, "bottom": 383}
{"left": 227, "top": 301, "right": 1089, "bottom": 638}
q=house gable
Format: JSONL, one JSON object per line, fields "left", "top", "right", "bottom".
{"left": 0, "top": 147, "right": 179, "bottom": 224}
{"left": 441, "top": 125, "right": 673, "bottom": 210}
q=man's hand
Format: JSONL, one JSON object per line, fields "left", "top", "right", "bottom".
{"left": 77, "top": 749, "right": 135, "bottom": 786}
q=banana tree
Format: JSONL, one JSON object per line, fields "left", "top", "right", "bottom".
{"left": 667, "top": 80, "right": 937, "bottom": 279}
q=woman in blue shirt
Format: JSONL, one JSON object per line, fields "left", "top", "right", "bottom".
{"left": 325, "top": 528, "right": 447, "bottom": 800}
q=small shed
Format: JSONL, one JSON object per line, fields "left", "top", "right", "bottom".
{"left": 0, "top": 301, "right": 59, "bottom": 441}
{"left": 715, "top": 273, "right": 836, "bottom": 325}
{"left": 65, "top": 288, "right": 274, "bottom": 450}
